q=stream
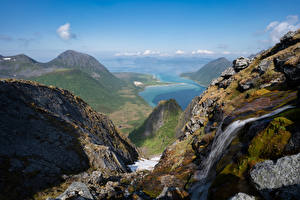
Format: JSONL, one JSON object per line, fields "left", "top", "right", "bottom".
{"left": 191, "top": 105, "right": 294, "bottom": 200}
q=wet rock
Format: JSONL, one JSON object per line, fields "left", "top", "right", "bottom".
{"left": 233, "top": 57, "right": 251, "bottom": 72}
{"left": 228, "top": 192, "right": 255, "bottom": 200}
{"left": 56, "top": 182, "right": 94, "bottom": 200}
{"left": 250, "top": 153, "right": 300, "bottom": 199}
{"left": 221, "top": 67, "right": 236, "bottom": 78}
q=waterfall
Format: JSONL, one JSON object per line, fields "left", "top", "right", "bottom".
{"left": 191, "top": 105, "right": 294, "bottom": 200}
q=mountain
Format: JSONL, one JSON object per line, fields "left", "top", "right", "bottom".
{"left": 0, "top": 54, "right": 48, "bottom": 78}
{"left": 181, "top": 57, "right": 231, "bottom": 86}
{"left": 138, "top": 30, "right": 300, "bottom": 199}
{"left": 0, "top": 50, "right": 152, "bottom": 133}
{"left": 129, "top": 99, "right": 182, "bottom": 156}
{"left": 0, "top": 79, "right": 138, "bottom": 200}
{"left": 47, "top": 50, "right": 123, "bottom": 91}
{"left": 31, "top": 69, "right": 125, "bottom": 113}
{"left": 102, "top": 56, "right": 212, "bottom": 74}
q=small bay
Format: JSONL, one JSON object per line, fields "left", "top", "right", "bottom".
{"left": 139, "top": 73, "right": 206, "bottom": 110}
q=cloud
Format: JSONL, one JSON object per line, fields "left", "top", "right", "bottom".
{"left": 265, "top": 15, "right": 300, "bottom": 44}
{"left": 192, "top": 49, "right": 214, "bottom": 55}
{"left": 143, "top": 50, "right": 160, "bottom": 55}
{"left": 175, "top": 50, "right": 185, "bottom": 55}
{"left": 115, "top": 51, "right": 142, "bottom": 56}
{"left": 56, "top": 23, "right": 76, "bottom": 40}
{"left": 115, "top": 50, "right": 161, "bottom": 56}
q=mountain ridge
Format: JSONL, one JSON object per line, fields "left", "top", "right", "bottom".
{"left": 181, "top": 57, "right": 231, "bottom": 86}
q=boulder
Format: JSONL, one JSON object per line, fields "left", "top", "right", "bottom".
{"left": 257, "top": 59, "right": 271, "bottom": 74}
{"left": 280, "top": 31, "right": 296, "bottom": 42}
{"left": 219, "top": 77, "right": 234, "bottom": 89}
{"left": 250, "top": 153, "right": 300, "bottom": 200}
{"left": 233, "top": 57, "right": 251, "bottom": 72}
{"left": 274, "top": 55, "right": 300, "bottom": 86}
{"left": 56, "top": 182, "right": 94, "bottom": 200}
{"left": 228, "top": 192, "right": 256, "bottom": 200}
{"left": 221, "top": 67, "right": 236, "bottom": 78}
{"left": 237, "top": 80, "right": 254, "bottom": 92}
{"left": 156, "top": 187, "right": 188, "bottom": 200}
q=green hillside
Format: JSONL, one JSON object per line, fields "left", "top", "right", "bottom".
{"left": 31, "top": 69, "right": 125, "bottom": 113}
{"left": 181, "top": 57, "right": 231, "bottom": 86}
{"left": 30, "top": 69, "right": 153, "bottom": 135}
{"left": 129, "top": 99, "right": 182, "bottom": 156}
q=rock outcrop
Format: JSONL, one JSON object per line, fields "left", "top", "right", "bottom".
{"left": 232, "top": 57, "right": 251, "bottom": 72}
{"left": 250, "top": 153, "right": 300, "bottom": 199}
{"left": 0, "top": 79, "right": 138, "bottom": 200}
{"left": 228, "top": 193, "right": 256, "bottom": 200}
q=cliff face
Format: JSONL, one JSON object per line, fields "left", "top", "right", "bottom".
{"left": 129, "top": 99, "right": 182, "bottom": 156}
{"left": 139, "top": 30, "right": 300, "bottom": 199}
{"left": 0, "top": 79, "right": 138, "bottom": 200}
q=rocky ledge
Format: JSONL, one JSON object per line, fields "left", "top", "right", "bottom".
{"left": 0, "top": 79, "right": 138, "bottom": 200}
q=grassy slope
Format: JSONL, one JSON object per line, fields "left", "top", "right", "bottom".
{"left": 30, "top": 69, "right": 153, "bottom": 135}
{"left": 181, "top": 57, "right": 231, "bottom": 86}
{"left": 129, "top": 100, "right": 182, "bottom": 156}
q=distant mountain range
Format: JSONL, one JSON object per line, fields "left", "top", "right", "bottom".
{"left": 181, "top": 57, "right": 231, "bottom": 86}
{"left": 0, "top": 50, "right": 152, "bottom": 132}
{"left": 0, "top": 50, "right": 123, "bottom": 91}
{"left": 101, "top": 56, "right": 212, "bottom": 74}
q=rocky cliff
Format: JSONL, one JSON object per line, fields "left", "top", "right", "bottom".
{"left": 0, "top": 79, "right": 138, "bottom": 200}
{"left": 129, "top": 99, "right": 182, "bottom": 156}
{"left": 137, "top": 30, "right": 300, "bottom": 199}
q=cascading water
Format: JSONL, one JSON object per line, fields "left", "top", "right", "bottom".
{"left": 191, "top": 105, "right": 294, "bottom": 200}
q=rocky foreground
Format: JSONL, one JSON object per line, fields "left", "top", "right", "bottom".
{"left": 0, "top": 79, "right": 138, "bottom": 200}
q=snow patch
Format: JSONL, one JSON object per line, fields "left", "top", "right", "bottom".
{"left": 129, "top": 156, "right": 161, "bottom": 172}
{"left": 134, "top": 81, "right": 143, "bottom": 87}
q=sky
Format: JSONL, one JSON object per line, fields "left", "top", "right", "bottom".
{"left": 1, "top": 0, "right": 300, "bottom": 61}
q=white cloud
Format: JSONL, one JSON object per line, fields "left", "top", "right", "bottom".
{"left": 192, "top": 49, "right": 214, "bottom": 55}
{"left": 265, "top": 21, "right": 279, "bottom": 32}
{"left": 115, "top": 51, "right": 142, "bottom": 56}
{"left": 56, "top": 23, "right": 76, "bottom": 40}
{"left": 175, "top": 50, "right": 185, "bottom": 55}
{"left": 265, "top": 15, "right": 300, "bottom": 44}
{"left": 143, "top": 50, "right": 160, "bottom": 55}
{"left": 115, "top": 50, "right": 160, "bottom": 56}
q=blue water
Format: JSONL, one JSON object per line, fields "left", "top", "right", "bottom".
{"left": 139, "top": 74, "right": 206, "bottom": 110}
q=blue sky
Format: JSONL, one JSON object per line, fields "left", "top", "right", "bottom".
{"left": 1, "top": 0, "right": 300, "bottom": 61}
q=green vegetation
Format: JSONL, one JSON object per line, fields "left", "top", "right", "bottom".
{"left": 181, "top": 57, "right": 231, "bottom": 86}
{"left": 31, "top": 69, "right": 124, "bottom": 113}
{"left": 129, "top": 99, "right": 182, "bottom": 156}
{"left": 114, "top": 72, "right": 167, "bottom": 89}
{"left": 30, "top": 69, "right": 153, "bottom": 135}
